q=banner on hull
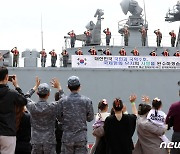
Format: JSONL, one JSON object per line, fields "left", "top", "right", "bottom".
{"left": 72, "top": 55, "right": 180, "bottom": 69}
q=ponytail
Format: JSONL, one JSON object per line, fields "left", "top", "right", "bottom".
{"left": 152, "top": 97, "right": 162, "bottom": 117}
{"left": 113, "top": 98, "right": 123, "bottom": 111}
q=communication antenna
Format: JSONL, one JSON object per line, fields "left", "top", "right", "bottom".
{"left": 41, "top": 13, "right": 44, "bottom": 50}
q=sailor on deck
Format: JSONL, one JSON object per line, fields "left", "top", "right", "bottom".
{"left": 139, "top": 26, "right": 148, "bottom": 46}
{"left": 149, "top": 50, "right": 157, "bottom": 56}
{"left": 173, "top": 50, "right": 180, "bottom": 57}
{"left": 49, "top": 49, "right": 57, "bottom": 67}
{"left": 75, "top": 48, "right": 83, "bottom": 55}
{"left": 40, "top": 49, "right": 47, "bottom": 67}
{"left": 61, "top": 50, "right": 69, "bottom": 67}
{"left": 68, "top": 30, "right": 76, "bottom": 48}
{"left": 119, "top": 47, "right": 126, "bottom": 56}
{"left": 88, "top": 46, "right": 97, "bottom": 55}
{"left": 162, "top": 49, "right": 169, "bottom": 56}
{"left": 123, "top": 27, "right": 130, "bottom": 46}
{"left": 11, "top": 47, "right": 19, "bottom": 67}
{"left": 103, "top": 48, "right": 112, "bottom": 55}
{"left": 154, "top": 29, "right": 162, "bottom": 47}
{"left": 169, "top": 30, "right": 176, "bottom": 47}
{"left": 131, "top": 47, "right": 139, "bottom": 56}
{"left": 84, "top": 29, "right": 92, "bottom": 46}
{"left": 103, "top": 28, "right": 111, "bottom": 46}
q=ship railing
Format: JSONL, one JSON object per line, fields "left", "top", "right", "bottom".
{"left": 100, "top": 34, "right": 171, "bottom": 47}
{"left": 63, "top": 33, "right": 172, "bottom": 48}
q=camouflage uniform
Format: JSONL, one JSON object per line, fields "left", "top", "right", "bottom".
{"left": 57, "top": 91, "right": 94, "bottom": 154}
{"left": 26, "top": 87, "right": 64, "bottom": 154}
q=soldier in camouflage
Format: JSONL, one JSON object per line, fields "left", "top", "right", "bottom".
{"left": 25, "top": 77, "right": 64, "bottom": 154}
{"left": 57, "top": 76, "right": 94, "bottom": 154}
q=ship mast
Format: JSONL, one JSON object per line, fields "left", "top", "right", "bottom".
{"left": 41, "top": 13, "right": 44, "bottom": 50}
{"left": 143, "top": 0, "right": 147, "bottom": 26}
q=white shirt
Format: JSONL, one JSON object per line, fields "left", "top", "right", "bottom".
{"left": 95, "top": 112, "right": 110, "bottom": 122}
{"left": 147, "top": 109, "right": 166, "bottom": 126}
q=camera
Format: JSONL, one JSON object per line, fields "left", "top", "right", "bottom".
{"left": 8, "top": 75, "right": 15, "bottom": 82}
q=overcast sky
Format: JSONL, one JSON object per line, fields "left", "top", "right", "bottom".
{"left": 0, "top": 0, "right": 179, "bottom": 52}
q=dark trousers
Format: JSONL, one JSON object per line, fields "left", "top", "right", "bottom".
{"left": 94, "top": 136, "right": 106, "bottom": 154}
{"left": 106, "top": 37, "right": 110, "bottom": 46}
{"left": 41, "top": 58, "right": 46, "bottom": 67}
{"left": 85, "top": 38, "right": 91, "bottom": 46}
{"left": 51, "top": 59, "right": 56, "bottom": 67}
{"left": 71, "top": 39, "right": 75, "bottom": 48}
{"left": 63, "top": 59, "right": 68, "bottom": 67}
{"left": 142, "top": 37, "right": 146, "bottom": 46}
{"left": 171, "top": 38, "right": 176, "bottom": 47}
{"left": 171, "top": 132, "right": 180, "bottom": 154}
{"left": 124, "top": 38, "right": 128, "bottom": 46}
{"left": 13, "top": 59, "right": 18, "bottom": 67}
{"left": 157, "top": 37, "right": 161, "bottom": 47}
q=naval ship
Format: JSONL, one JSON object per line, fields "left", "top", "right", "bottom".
{"left": 0, "top": 0, "right": 179, "bottom": 145}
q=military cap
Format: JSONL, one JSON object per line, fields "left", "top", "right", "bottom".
{"left": 37, "top": 83, "right": 50, "bottom": 95}
{"left": 68, "top": 76, "right": 80, "bottom": 87}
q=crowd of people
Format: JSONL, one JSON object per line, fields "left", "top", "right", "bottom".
{"left": 0, "top": 66, "right": 179, "bottom": 154}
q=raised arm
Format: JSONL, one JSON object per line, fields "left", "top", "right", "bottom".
{"left": 141, "top": 95, "right": 150, "bottom": 104}
{"left": 129, "top": 94, "right": 138, "bottom": 116}
{"left": 51, "top": 78, "right": 65, "bottom": 100}
{"left": 11, "top": 75, "right": 27, "bottom": 106}
{"left": 26, "top": 77, "right": 40, "bottom": 98}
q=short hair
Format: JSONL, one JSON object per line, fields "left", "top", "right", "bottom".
{"left": 138, "top": 103, "right": 151, "bottom": 115}
{"left": 0, "top": 66, "right": 8, "bottom": 81}
{"left": 113, "top": 98, "right": 123, "bottom": 111}
{"left": 37, "top": 93, "right": 48, "bottom": 99}
{"left": 68, "top": 85, "right": 80, "bottom": 91}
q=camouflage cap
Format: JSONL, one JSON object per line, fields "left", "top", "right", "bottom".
{"left": 68, "top": 76, "right": 80, "bottom": 87}
{"left": 37, "top": 83, "right": 50, "bottom": 95}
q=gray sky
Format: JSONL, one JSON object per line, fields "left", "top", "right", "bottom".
{"left": 0, "top": 0, "right": 179, "bottom": 52}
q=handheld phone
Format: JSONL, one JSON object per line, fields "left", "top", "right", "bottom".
{"left": 8, "top": 75, "right": 15, "bottom": 82}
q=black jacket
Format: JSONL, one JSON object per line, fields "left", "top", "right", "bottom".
{"left": 0, "top": 84, "right": 27, "bottom": 136}
{"left": 15, "top": 111, "right": 31, "bottom": 153}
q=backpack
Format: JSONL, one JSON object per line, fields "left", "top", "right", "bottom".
{"left": 92, "top": 113, "right": 104, "bottom": 137}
